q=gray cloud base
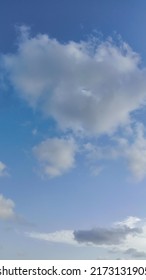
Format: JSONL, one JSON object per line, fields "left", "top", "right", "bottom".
{"left": 74, "top": 226, "right": 142, "bottom": 245}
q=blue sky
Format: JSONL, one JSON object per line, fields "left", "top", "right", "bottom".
{"left": 1, "top": 0, "right": 146, "bottom": 259}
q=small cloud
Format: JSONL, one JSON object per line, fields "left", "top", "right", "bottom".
{"left": 90, "top": 165, "right": 104, "bottom": 176}
{"left": 0, "top": 161, "right": 8, "bottom": 177}
{"left": 124, "top": 248, "right": 146, "bottom": 258}
{"left": 32, "top": 128, "right": 37, "bottom": 136}
{"left": 33, "top": 137, "right": 77, "bottom": 178}
{"left": 0, "top": 194, "right": 15, "bottom": 220}
{"left": 114, "top": 216, "right": 141, "bottom": 228}
{"left": 0, "top": 194, "right": 31, "bottom": 226}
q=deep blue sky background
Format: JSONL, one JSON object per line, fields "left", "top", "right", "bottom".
{"left": 1, "top": 0, "right": 146, "bottom": 57}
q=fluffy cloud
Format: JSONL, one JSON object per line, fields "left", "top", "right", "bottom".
{"left": 26, "top": 216, "right": 146, "bottom": 259}
{"left": 0, "top": 161, "right": 8, "bottom": 177}
{"left": 0, "top": 194, "right": 15, "bottom": 219}
{"left": 3, "top": 28, "right": 146, "bottom": 136}
{"left": 33, "top": 137, "right": 77, "bottom": 177}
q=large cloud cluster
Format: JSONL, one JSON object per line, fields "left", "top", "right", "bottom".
{"left": 3, "top": 29, "right": 146, "bottom": 136}
{"left": 2, "top": 28, "right": 146, "bottom": 179}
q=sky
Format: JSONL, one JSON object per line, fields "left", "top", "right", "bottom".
{"left": 1, "top": 0, "right": 146, "bottom": 259}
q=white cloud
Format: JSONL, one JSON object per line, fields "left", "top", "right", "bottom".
{"left": 114, "top": 216, "right": 141, "bottom": 228}
{"left": 0, "top": 161, "right": 8, "bottom": 177}
{"left": 33, "top": 137, "right": 77, "bottom": 177}
{"left": 0, "top": 194, "right": 15, "bottom": 219}
{"left": 3, "top": 28, "right": 146, "bottom": 136}
{"left": 27, "top": 230, "right": 76, "bottom": 245}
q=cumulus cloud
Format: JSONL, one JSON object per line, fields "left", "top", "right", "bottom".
{"left": 0, "top": 161, "right": 8, "bottom": 177}
{"left": 0, "top": 194, "right": 15, "bottom": 219}
{"left": 26, "top": 216, "right": 146, "bottom": 259}
{"left": 33, "top": 137, "right": 77, "bottom": 177}
{"left": 3, "top": 28, "right": 146, "bottom": 180}
{"left": 3, "top": 28, "right": 146, "bottom": 136}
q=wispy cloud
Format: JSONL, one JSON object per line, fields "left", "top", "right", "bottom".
{"left": 26, "top": 230, "right": 76, "bottom": 245}
{"left": 84, "top": 123, "right": 146, "bottom": 180}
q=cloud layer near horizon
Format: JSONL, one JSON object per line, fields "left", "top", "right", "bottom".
{"left": 26, "top": 216, "right": 146, "bottom": 259}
